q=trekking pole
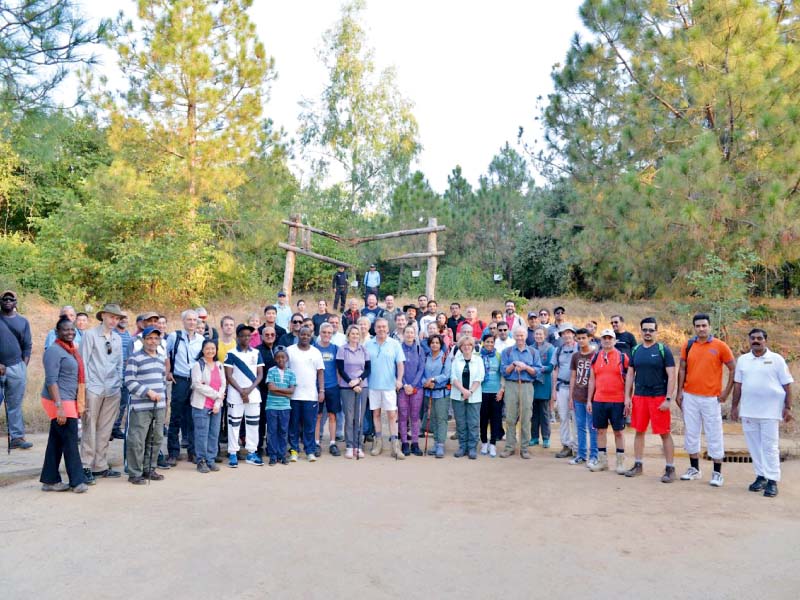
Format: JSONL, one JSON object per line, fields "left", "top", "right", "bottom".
{"left": 355, "top": 389, "right": 362, "bottom": 462}
{"left": 144, "top": 399, "right": 157, "bottom": 486}
{"left": 2, "top": 379, "right": 9, "bottom": 455}
{"left": 516, "top": 368, "right": 522, "bottom": 448}
{"left": 424, "top": 388, "right": 432, "bottom": 457}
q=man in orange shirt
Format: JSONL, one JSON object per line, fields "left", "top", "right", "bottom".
{"left": 676, "top": 313, "right": 735, "bottom": 487}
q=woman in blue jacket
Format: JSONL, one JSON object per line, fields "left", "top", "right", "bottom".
{"left": 421, "top": 334, "right": 451, "bottom": 458}
{"left": 531, "top": 326, "right": 555, "bottom": 448}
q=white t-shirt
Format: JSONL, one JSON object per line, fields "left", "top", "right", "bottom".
{"left": 495, "top": 337, "right": 515, "bottom": 354}
{"left": 224, "top": 347, "right": 264, "bottom": 404}
{"left": 331, "top": 332, "right": 347, "bottom": 347}
{"left": 735, "top": 350, "right": 794, "bottom": 420}
{"left": 287, "top": 344, "right": 324, "bottom": 401}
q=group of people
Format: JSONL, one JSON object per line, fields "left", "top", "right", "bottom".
{"left": 0, "top": 287, "right": 792, "bottom": 499}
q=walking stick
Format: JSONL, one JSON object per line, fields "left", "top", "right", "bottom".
{"left": 2, "top": 379, "right": 9, "bottom": 454}
{"left": 424, "top": 388, "right": 432, "bottom": 456}
{"left": 144, "top": 399, "right": 157, "bottom": 486}
{"left": 355, "top": 389, "right": 362, "bottom": 462}
{"left": 516, "top": 369, "right": 522, "bottom": 449}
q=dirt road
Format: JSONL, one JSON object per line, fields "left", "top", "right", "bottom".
{"left": 2, "top": 447, "right": 799, "bottom": 599}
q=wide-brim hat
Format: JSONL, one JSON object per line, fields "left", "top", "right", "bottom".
{"left": 140, "top": 311, "right": 160, "bottom": 321}
{"left": 96, "top": 303, "right": 126, "bottom": 320}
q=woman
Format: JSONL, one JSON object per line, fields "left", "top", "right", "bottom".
{"left": 479, "top": 334, "right": 504, "bottom": 457}
{"left": 39, "top": 317, "right": 87, "bottom": 493}
{"left": 531, "top": 326, "right": 554, "bottom": 449}
{"left": 398, "top": 325, "right": 426, "bottom": 456}
{"left": 422, "top": 334, "right": 452, "bottom": 458}
{"left": 355, "top": 316, "right": 375, "bottom": 440}
{"left": 191, "top": 339, "right": 227, "bottom": 473}
{"left": 450, "top": 336, "right": 485, "bottom": 459}
{"left": 295, "top": 299, "right": 308, "bottom": 318}
{"left": 436, "top": 312, "right": 454, "bottom": 350}
{"left": 336, "top": 325, "right": 371, "bottom": 459}
{"left": 357, "top": 316, "right": 372, "bottom": 344}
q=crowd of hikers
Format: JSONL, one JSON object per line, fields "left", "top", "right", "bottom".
{"left": 0, "top": 286, "right": 792, "bottom": 499}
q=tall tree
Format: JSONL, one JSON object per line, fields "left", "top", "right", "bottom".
{"left": 299, "top": 0, "right": 420, "bottom": 213}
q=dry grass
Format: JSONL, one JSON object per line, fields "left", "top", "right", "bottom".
{"left": 2, "top": 293, "right": 798, "bottom": 435}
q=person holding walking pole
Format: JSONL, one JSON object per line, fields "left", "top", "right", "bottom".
{"left": 422, "top": 334, "right": 451, "bottom": 458}
{"left": 500, "top": 327, "right": 542, "bottom": 459}
{"left": 336, "top": 325, "right": 371, "bottom": 459}
{"left": 124, "top": 326, "right": 167, "bottom": 485}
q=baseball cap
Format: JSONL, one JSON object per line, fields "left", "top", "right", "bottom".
{"left": 142, "top": 326, "right": 162, "bottom": 338}
{"left": 600, "top": 328, "right": 616, "bottom": 339}
{"left": 1, "top": 290, "right": 17, "bottom": 300}
{"left": 559, "top": 322, "right": 577, "bottom": 334}
{"left": 527, "top": 311, "right": 537, "bottom": 318}
{"left": 277, "top": 291, "right": 287, "bottom": 297}
{"left": 236, "top": 324, "right": 255, "bottom": 335}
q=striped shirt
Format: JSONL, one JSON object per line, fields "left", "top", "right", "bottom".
{"left": 266, "top": 366, "right": 296, "bottom": 410}
{"left": 125, "top": 349, "right": 167, "bottom": 412}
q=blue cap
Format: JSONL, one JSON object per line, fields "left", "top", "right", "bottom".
{"left": 142, "top": 326, "right": 162, "bottom": 338}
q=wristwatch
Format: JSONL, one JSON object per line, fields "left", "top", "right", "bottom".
{"left": 665, "top": 397, "right": 672, "bottom": 402}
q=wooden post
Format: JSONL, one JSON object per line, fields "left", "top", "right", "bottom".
{"left": 282, "top": 214, "right": 300, "bottom": 301}
{"left": 426, "top": 217, "right": 438, "bottom": 300}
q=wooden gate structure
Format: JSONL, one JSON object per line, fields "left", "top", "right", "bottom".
{"left": 278, "top": 215, "right": 445, "bottom": 301}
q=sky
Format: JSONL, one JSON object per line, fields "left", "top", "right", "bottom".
{"left": 78, "top": 0, "right": 585, "bottom": 191}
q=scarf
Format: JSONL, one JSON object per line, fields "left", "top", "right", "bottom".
{"left": 55, "top": 338, "right": 86, "bottom": 415}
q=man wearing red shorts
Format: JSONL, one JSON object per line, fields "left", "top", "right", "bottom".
{"left": 624, "top": 317, "right": 677, "bottom": 482}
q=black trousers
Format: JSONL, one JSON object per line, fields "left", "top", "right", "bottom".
{"left": 531, "top": 398, "right": 551, "bottom": 441}
{"left": 333, "top": 287, "right": 348, "bottom": 311}
{"left": 40, "top": 418, "right": 85, "bottom": 487}
{"left": 480, "top": 393, "right": 504, "bottom": 444}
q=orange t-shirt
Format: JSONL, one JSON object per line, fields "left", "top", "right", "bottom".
{"left": 680, "top": 336, "right": 734, "bottom": 397}
{"left": 590, "top": 349, "right": 628, "bottom": 402}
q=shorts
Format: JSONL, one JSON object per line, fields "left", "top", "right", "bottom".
{"left": 592, "top": 401, "right": 625, "bottom": 431}
{"left": 318, "top": 386, "right": 342, "bottom": 414}
{"left": 631, "top": 395, "right": 671, "bottom": 435}
{"left": 368, "top": 389, "right": 397, "bottom": 411}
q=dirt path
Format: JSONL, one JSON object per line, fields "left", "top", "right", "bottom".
{"left": 2, "top": 445, "right": 799, "bottom": 599}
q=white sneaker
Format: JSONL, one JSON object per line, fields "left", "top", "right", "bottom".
{"left": 289, "top": 450, "right": 298, "bottom": 463}
{"left": 308, "top": 453, "right": 317, "bottom": 462}
{"left": 480, "top": 442, "right": 489, "bottom": 455}
{"left": 356, "top": 448, "right": 365, "bottom": 458}
{"left": 488, "top": 444, "right": 497, "bottom": 458}
{"left": 569, "top": 456, "right": 586, "bottom": 465}
{"left": 680, "top": 466, "right": 702, "bottom": 480}
{"left": 709, "top": 471, "right": 724, "bottom": 487}
{"left": 586, "top": 458, "right": 598, "bottom": 469}
{"left": 344, "top": 448, "right": 354, "bottom": 459}
{"left": 615, "top": 454, "right": 626, "bottom": 475}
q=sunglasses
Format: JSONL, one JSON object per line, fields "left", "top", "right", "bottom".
{"left": 105, "top": 339, "right": 113, "bottom": 355}
{"left": 263, "top": 333, "right": 276, "bottom": 337}
{"left": 611, "top": 321, "right": 620, "bottom": 325}
{"left": 641, "top": 328, "right": 656, "bottom": 333}
{"left": 554, "top": 311, "right": 564, "bottom": 315}
{"left": 292, "top": 320, "right": 303, "bottom": 324}
{"left": 497, "top": 328, "right": 508, "bottom": 332}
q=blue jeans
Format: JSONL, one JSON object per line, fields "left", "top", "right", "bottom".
{"left": 574, "top": 401, "right": 597, "bottom": 461}
{"left": 192, "top": 406, "right": 221, "bottom": 463}
{"left": 167, "top": 376, "right": 193, "bottom": 457}
{"left": 362, "top": 388, "right": 375, "bottom": 437}
{"left": 289, "top": 400, "right": 318, "bottom": 455}
{"left": 1, "top": 362, "right": 27, "bottom": 439}
{"left": 266, "top": 409, "right": 290, "bottom": 460}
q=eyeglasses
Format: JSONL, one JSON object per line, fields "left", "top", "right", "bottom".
{"left": 611, "top": 321, "right": 620, "bottom": 325}
{"left": 105, "top": 339, "right": 112, "bottom": 355}
{"left": 641, "top": 328, "right": 656, "bottom": 333}
{"left": 263, "top": 333, "right": 276, "bottom": 337}
{"left": 554, "top": 310, "right": 564, "bottom": 315}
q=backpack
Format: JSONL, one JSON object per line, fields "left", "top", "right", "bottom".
{"left": 631, "top": 342, "right": 666, "bottom": 366}
{"left": 168, "top": 330, "right": 183, "bottom": 374}
{"left": 591, "top": 348, "right": 629, "bottom": 380}
{"left": 684, "top": 337, "right": 697, "bottom": 365}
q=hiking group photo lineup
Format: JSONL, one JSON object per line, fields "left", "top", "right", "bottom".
{"left": 0, "top": 281, "right": 793, "bottom": 498}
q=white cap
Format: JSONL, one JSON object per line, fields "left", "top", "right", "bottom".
{"left": 600, "top": 328, "right": 616, "bottom": 339}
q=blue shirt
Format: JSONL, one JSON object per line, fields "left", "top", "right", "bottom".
{"left": 275, "top": 304, "right": 292, "bottom": 331}
{"left": 363, "top": 270, "right": 381, "bottom": 288}
{"left": 166, "top": 330, "right": 204, "bottom": 378}
{"left": 266, "top": 366, "right": 296, "bottom": 410}
{"left": 401, "top": 342, "right": 425, "bottom": 388}
{"left": 532, "top": 342, "right": 555, "bottom": 400}
{"left": 423, "top": 351, "right": 451, "bottom": 399}
{"left": 500, "top": 344, "right": 543, "bottom": 383}
{"left": 365, "top": 337, "right": 404, "bottom": 391}
{"left": 480, "top": 348, "right": 502, "bottom": 393}
{"left": 314, "top": 341, "right": 339, "bottom": 389}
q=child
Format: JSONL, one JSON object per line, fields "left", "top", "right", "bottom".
{"left": 266, "top": 349, "right": 296, "bottom": 466}
{"left": 224, "top": 324, "right": 265, "bottom": 467}
{"left": 247, "top": 313, "right": 262, "bottom": 348}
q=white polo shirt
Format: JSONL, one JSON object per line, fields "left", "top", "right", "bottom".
{"left": 734, "top": 349, "right": 794, "bottom": 420}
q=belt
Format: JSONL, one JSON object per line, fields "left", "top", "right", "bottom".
{"left": 173, "top": 374, "right": 190, "bottom": 380}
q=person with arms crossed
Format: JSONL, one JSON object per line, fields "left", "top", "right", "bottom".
{"left": 224, "top": 324, "right": 265, "bottom": 467}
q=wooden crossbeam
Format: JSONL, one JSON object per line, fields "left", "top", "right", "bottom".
{"left": 277, "top": 243, "right": 353, "bottom": 268}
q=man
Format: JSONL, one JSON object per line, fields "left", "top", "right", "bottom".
{"left": 253, "top": 325, "right": 279, "bottom": 458}
{"left": 80, "top": 303, "right": 125, "bottom": 483}
{"left": 363, "top": 264, "right": 381, "bottom": 300}
{"left": 196, "top": 307, "right": 219, "bottom": 343}
{"left": 482, "top": 310, "right": 504, "bottom": 338}
{"left": 314, "top": 323, "right": 342, "bottom": 457}
{"left": 331, "top": 265, "right": 349, "bottom": 312}
{"left": 342, "top": 298, "right": 361, "bottom": 329}
{"left": 623, "top": 317, "right": 677, "bottom": 482}
{"left": 124, "top": 326, "right": 167, "bottom": 484}
{"left": 494, "top": 322, "right": 514, "bottom": 353}
{"left": 569, "top": 328, "right": 597, "bottom": 467}
{"left": 549, "top": 306, "right": 566, "bottom": 345}
{"left": 275, "top": 291, "right": 292, "bottom": 331}
{"left": 456, "top": 306, "right": 485, "bottom": 341}
{"left": 419, "top": 300, "right": 438, "bottom": 337}
{"left": 287, "top": 326, "right": 325, "bottom": 462}
{"left": 416, "top": 295, "right": 428, "bottom": 320}
{"left": 259, "top": 305, "right": 287, "bottom": 340}
{"left": 111, "top": 314, "right": 133, "bottom": 440}
{"left": 525, "top": 312, "right": 539, "bottom": 346}
{"left": 216, "top": 315, "right": 237, "bottom": 363}
{"left": 447, "top": 302, "right": 465, "bottom": 339}
{"left": 611, "top": 315, "right": 637, "bottom": 358}
{"left": 0, "top": 290, "right": 33, "bottom": 449}
{"left": 587, "top": 329, "right": 630, "bottom": 474}
{"left": 504, "top": 300, "right": 525, "bottom": 330}
{"left": 676, "top": 313, "right": 735, "bottom": 487}
{"left": 224, "top": 324, "right": 265, "bottom": 467}
{"left": 732, "top": 329, "right": 794, "bottom": 498}
{"left": 44, "top": 305, "right": 82, "bottom": 349}
{"left": 165, "top": 309, "right": 205, "bottom": 466}
{"left": 383, "top": 295, "right": 403, "bottom": 333}
{"left": 327, "top": 313, "right": 347, "bottom": 347}
{"left": 311, "top": 300, "right": 332, "bottom": 336}
{"left": 500, "top": 326, "right": 542, "bottom": 458}
{"left": 278, "top": 312, "right": 304, "bottom": 348}
{"left": 586, "top": 320, "right": 601, "bottom": 349}
{"left": 538, "top": 309, "right": 551, "bottom": 327}
{"left": 361, "top": 293, "right": 384, "bottom": 334}
{"left": 551, "top": 323, "right": 579, "bottom": 458}
{"left": 75, "top": 312, "right": 90, "bottom": 333}
{"left": 365, "top": 318, "right": 406, "bottom": 459}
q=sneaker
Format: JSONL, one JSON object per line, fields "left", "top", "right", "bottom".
{"left": 588, "top": 453, "right": 609, "bottom": 472}
{"left": 111, "top": 429, "right": 125, "bottom": 440}
{"left": 329, "top": 444, "right": 341, "bottom": 457}
{"left": 500, "top": 447, "right": 515, "bottom": 458}
{"left": 615, "top": 454, "right": 627, "bottom": 475}
{"left": 586, "top": 458, "right": 598, "bottom": 469}
{"left": 166, "top": 455, "right": 178, "bottom": 468}
{"left": 128, "top": 475, "right": 147, "bottom": 485}
{"left": 41, "top": 482, "right": 70, "bottom": 492}
{"left": 157, "top": 454, "right": 171, "bottom": 469}
{"left": 228, "top": 453, "right": 238, "bottom": 468}
{"left": 542, "top": 439, "right": 550, "bottom": 449}
{"left": 82, "top": 468, "right": 96, "bottom": 485}
{"left": 435, "top": 443, "right": 445, "bottom": 459}
{"left": 764, "top": 480, "right": 778, "bottom": 497}
{"left": 281, "top": 457, "right": 290, "bottom": 465}
{"left": 357, "top": 448, "right": 365, "bottom": 459}
{"left": 520, "top": 449, "right": 531, "bottom": 459}
{"left": 335, "top": 434, "right": 345, "bottom": 442}
{"left": 468, "top": 448, "right": 477, "bottom": 460}
{"left": 680, "top": 467, "right": 702, "bottom": 481}
{"left": 529, "top": 438, "right": 539, "bottom": 447}
{"left": 92, "top": 469, "right": 121, "bottom": 478}
{"left": 569, "top": 456, "right": 586, "bottom": 465}
{"left": 661, "top": 466, "right": 676, "bottom": 483}
{"left": 370, "top": 437, "right": 383, "bottom": 456}
{"left": 208, "top": 460, "right": 220, "bottom": 472}
{"left": 454, "top": 447, "right": 467, "bottom": 458}
{"left": 246, "top": 452, "right": 264, "bottom": 466}
{"left": 314, "top": 447, "right": 322, "bottom": 458}
{"left": 555, "top": 446, "right": 573, "bottom": 458}
{"left": 289, "top": 450, "right": 298, "bottom": 463}
{"left": 345, "top": 447, "right": 354, "bottom": 459}
{"left": 410, "top": 443, "right": 423, "bottom": 456}
{"left": 71, "top": 483, "right": 89, "bottom": 493}
{"left": 9, "top": 437, "right": 32, "bottom": 450}
{"left": 624, "top": 463, "right": 643, "bottom": 477}
{"left": 488, "top": 444, "right": 497, "bottom": 458}
{"left": 197, "top": 460, "right": 211, "bottom": 473}
{"left": 401, "top": 442, "right": 410, "bottom": 456}
{"left": 480, "top": 442, "right": 489, "bottom": 455}
{"left": 268, "top": 457, "right": 277, "bottom": 466}
{"left": 709, "top": 471, "right": 724, "bottom": 487}
{"left": 749, "top": 476, "right": 767, "bottom": 492}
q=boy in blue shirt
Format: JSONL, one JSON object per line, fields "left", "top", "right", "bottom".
{"left": 266, "top": 349, "right": 296, "bottom": 466}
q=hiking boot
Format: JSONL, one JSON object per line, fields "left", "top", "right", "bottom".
{"left": 435, "top": 443, "right": 445, "bottom": 459}
{"left": 71, "top": 483, "right": 89, "bottom": 493}
{"left": 41, "top": 482, "right": 70, "bottom": 492}
{"left": 92, "top": 469, "right": 121, "bottom": 478}
{"left": 392, "top": 439, "right": 406, "bottom": 460}
{"left": 166, "top": 455, "right": 178, "bottom": 468}
{"left": 82, "top": 468, "right": 96, "bottom": 485}
{"left": 520, "top": 449, "right": 531, "bottom": 459}
{"left": 624, "top": 463, "right": 643, "bottom": 478}
{"left": 370, "top": 437, "right": 383, "bottom": 456}
{"left": 680, "top": 467, "right": 702, "bottom": 481}
{"left": 500, "top": 446, "right": 515, "bottom": 458}
{"left": 410, "top": 443, "right": 423, "bottom": 456}
{"left": 555, "top": 446, "right": 573, "bottom": 458}
{"left": 488, "top": 444, "right": 497, "bottom": 458}
{"left": 588, "top": 453, "right": 609, "bottom": 472}
{"left": 145, "top": 470, "right": 165, "bottom": 481}
{"left": 529, "top": 438, "right": 539, "bottom": 447}
{"left": 764, "top": 480, "right": 778, "bottom": 497}
{"left": 197, "top": 460, "right": 211, "bottom": 473}
{"left": 329, "top": 444, "right": 341, "bottom": 457}
{"left": 9, "top": 437, "right": 32, "bottom": 450}
{"left": 661, "top": 466, "right": 676, "bottom": 483}
{"left": 453, "top": 447, "right": 467, "bottom": 458}
{"left": 468, "top": 448, "right": 477, "bottom": 460}
{"left": 401, "top": 442, "right": 410, "bottom": 456}
{"left": 749, "top": 476, "right": 768, "bottom": 492}
{"left": 709, "top": 472, "right": 724, "bottom": 487}
{"left": 128, "top": 475, "right": 147, "bottom": 485}
{"left": 207, "top": 460, "right": 220, "bottom": 472}
{"left": 615, "top": 454, "right": 627, "bottom": 475}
